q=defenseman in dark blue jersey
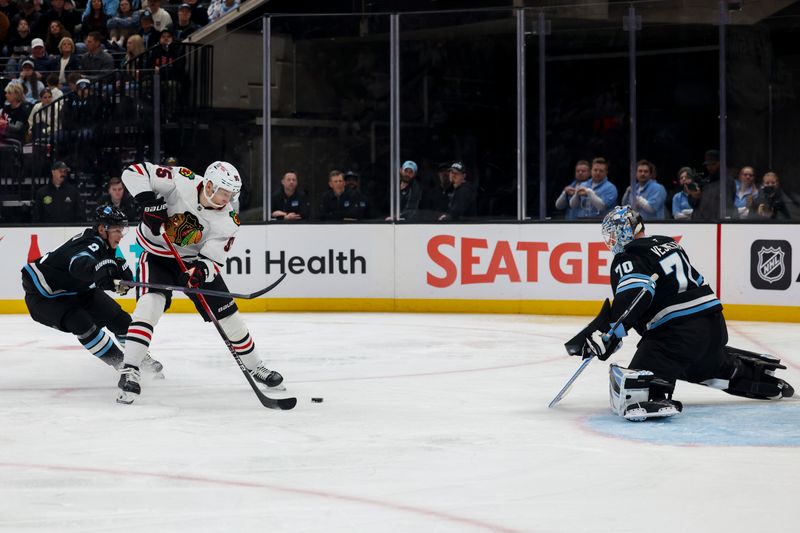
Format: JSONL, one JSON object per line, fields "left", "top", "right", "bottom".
{"left": 21, "top": 205, "right": 162, "bottom": 374}
{"left": 569, "top": 205, "right": 793, "bottom": 421}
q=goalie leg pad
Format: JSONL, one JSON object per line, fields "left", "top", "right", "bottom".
{"left": 609, "top": 364, "right": 682, "bottom": 422}
{"left": 702, "top": 347, "right": 794, "bottom": 400}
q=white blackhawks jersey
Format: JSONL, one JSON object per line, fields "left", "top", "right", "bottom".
{"left": 121, "top": 162, "right": 240, "bottom": 271}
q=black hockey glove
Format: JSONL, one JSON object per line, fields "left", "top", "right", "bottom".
{"left": 114, "top": 257, "right": 134, "bottom": 295}
{"left": 582, "top": 330, "right": 623, "bottom": 361}
{"left": 137, "top": 191, "right": 168, "bottom": 235}
{"left": 179, "top": 260, "right": 209, "bottom": 288}
{"left": 93, "top": 258, "right": 122, "bottom": 291}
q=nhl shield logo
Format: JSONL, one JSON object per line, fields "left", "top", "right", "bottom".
{"left": 757, "top": 247, "right": 784, "bottom": 283}
{"left": 750, "top": 240, "right": 791, "bottom": 290}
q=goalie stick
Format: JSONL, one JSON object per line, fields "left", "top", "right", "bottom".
{"left": 548, "top": 273, "right": 658, "bottom": 409}
{"left": 161, "top": 233, "right": 297, "bottom": 411}
{"left": 117, "top": 273, "right": 287, "bottom": 300}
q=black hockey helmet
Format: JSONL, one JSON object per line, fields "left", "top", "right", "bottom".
{"left": 95, "top": 204, "right": 129, "bottom": 230}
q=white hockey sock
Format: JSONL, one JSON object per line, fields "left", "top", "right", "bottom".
{"left": 219, "top": 313, "right": 261, "bottom": 371}
{"left": 123, "top": 292, "right": 166, "bottom": 368}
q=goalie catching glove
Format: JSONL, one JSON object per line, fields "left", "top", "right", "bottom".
{"left": 179, "top": 259, "right": 214, "bottom": 288}
{"left": 582, "top": 327, "right": 624, "bottom": 361}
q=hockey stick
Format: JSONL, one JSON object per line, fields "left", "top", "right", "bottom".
{"left": 117, "top": 273, "right": 287, "bottom": 300}
{"left": 548, "top": 273, "right": 658, "bottom": 409}
{"left": 161, "top": 233, "right": 297, "bottom": 410}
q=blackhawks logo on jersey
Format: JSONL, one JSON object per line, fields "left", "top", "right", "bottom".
{"left": 230, "top": 211, "right": 240, "bottom": 226}
{"left": 166, "top": 212, "right": 204, "bottom": 246}
{"left": 178, "top": 167, "right": 195, "bottom": 179}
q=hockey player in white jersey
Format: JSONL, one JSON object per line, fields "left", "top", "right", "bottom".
{"left": 116, "top": 161, "right": 284, "bottom": 404}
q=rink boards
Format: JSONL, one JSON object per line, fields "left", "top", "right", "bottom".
{"left": 0, "top": 223, "right": 798, "bottom": 322}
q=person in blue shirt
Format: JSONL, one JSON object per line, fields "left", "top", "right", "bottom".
{"left": 732, "top": 166, "right": 759, "bottom": 218}
{"left": 621, "top": 159, "right": 667, "bottom": 220}
{"left": 554, "top": 160, "right": 590, "bottom": 220}
{"left": 671, "top": 167, "right": 698, "bottom": 220}
{"left": 570, "top": 157, "right": 618, "bottom": 218}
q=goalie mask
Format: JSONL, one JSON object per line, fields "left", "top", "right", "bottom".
{"left": 203, "top": 161, "right": 242, "bottom": 207}
{"left": 601, "top": 205, "right": 644, "bottom": 255}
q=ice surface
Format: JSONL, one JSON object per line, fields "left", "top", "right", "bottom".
{"left": 0, "top": 312, "right": 797, "bottom": 533}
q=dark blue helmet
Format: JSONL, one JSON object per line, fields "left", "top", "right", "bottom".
{"left": 95, "top": 204, "right": 128, "bottom": 229}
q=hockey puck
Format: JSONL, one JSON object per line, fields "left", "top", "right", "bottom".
{"left": 311, "top": 397, "right": 324, "bottom": 403}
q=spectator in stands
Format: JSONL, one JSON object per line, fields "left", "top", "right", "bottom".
{"left": 4, "top": 18, "right": 33, "bottom": 75}
{"left": 691, "top": 149, "right": 728, "bottom": 221}
{"left": 120, "top": 33, "right": 145, "bottom": 88}
{"left": 28, "top": 87, "right": 58, "bottom": 138}
{"left": 82, "top": 0, "right": 120, "bottom": 18}
{"left": 46, "top": 73, "right": 64, "bottom": 99}
{"left": 1, "top": 82, "right": 32, "bottom": 143}
{"left": 13, "top": 59, "right": 45, "bottom": 104}
{"left": 147, "top": 25, "right": 180, "bottom": 69}
{"left": 271, "top": 171, "right": 310, "bottom": 221}
{"left": 554, "top": 159, "right": 590, "bottom": 220}
{"left": 621, "top": 159, "right": 667, "bottom": 220}
{"left": 396, "top": 160, "right": 422, "bottom": 221}
{"left": 732, "top": 166, "right": 759, "bottom": 219}
{"left": 756, "top": 172, "right": 791, "bottom": 220}
{"left": 174, "top": 3, "right": 199, "bottom": 41}
{"left": 421, "top": 161, "right": 453, "bottom": 221}
{"left": 82, "top": 0, "right": 110, "bottom": 40}
{"left": 62, "top": 77, "right": 106, "bottom": 150}
{"left": 438, "top": 161, "right": 477, "bottom": 221}
{"left": 98, "top": 176, "right": 139, "bottom": 221}
{"left": 55, "top": 36, "right": 79, "bottom": 87}
{"left": 33, "top": 161, "right": 85, "bottom": 223}
{"left": 319, "top": 170, "right": 359, "bottom": 221}
{"left": 137, "top": 11, "right": 160, "bottom": 49}
{"left": 0, "top": 11, "right": 9, "bottom": 53}
{"left": 183, "top": 0, "right": 208, "bottom": 27}
{"left": 671, "top": 167, "right": 698, "bottom": 220}
{"left": 79, "top": 31, "right": 114, "bottom": 76}
{"left": 207, "top": 0, "right": 239, "bottom": 23}
{"left": 107, "top": 0, "right": 139, "bottom": 49}
{"left": 12, "top": 1, "right": 41, "bottom": 38}
{"left": 343, "top": 170, "right": 370, "bottom": 219}
{"left": 38, "top": 0, "right": 81, "bottom": 38}
{"left": 44, "top": 20, "right": 71, "bottom": 55}
{"left": 30, "top": 37, "right": 55, "bottom": 77}
{"left": 570, "top": 156, "right": 618, "bottom": 219}
{"left": 147, "top": 0, "right": 172, "bottom": 32}
{"left": 0, "top": 0, "right": 18, "bottom": 24}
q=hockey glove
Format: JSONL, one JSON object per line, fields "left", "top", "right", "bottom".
{"left": 93, "top": 259, "right": 121, "bottom": 291}
{"left": 137, "top": 191, "right": 168, "bottom": 235}
{"left": 582, "top": 330, "right": 623, "bottom": 361}
{"left": 114, "top": 257, "right": 134, "bottom": 295}
{"left": 179, "top": 260, "right": 209, "bottom": 288}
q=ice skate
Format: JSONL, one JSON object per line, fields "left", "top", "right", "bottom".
{"left": 623, "top": 399, "right": 682, "bottom": 422}
{"left": 117, "top": 364, "right": 141, "bottom": 404}
{"left": 250, "top": 364, "right": 285, "bottom": 390}
{"left": 141, "top": 352, "right": 165, "bottom": 379}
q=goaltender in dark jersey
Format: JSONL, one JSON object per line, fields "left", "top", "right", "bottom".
{"left": 609, "top": 235, "right": 722, "bottom": 335}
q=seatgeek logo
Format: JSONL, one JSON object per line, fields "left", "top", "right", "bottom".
{"left": 426, "top": 235, "right": 613, "bottom": 287}
{"left": 750, "top": 239, "right": 793, "bottom": 290}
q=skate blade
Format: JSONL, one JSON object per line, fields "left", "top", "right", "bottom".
{"left": 624, "top": 405, "right": 679, "bottom": 422}
{"left": 116, "top": 391, "right": 138, "bottom": 405}
{"left": 265, "top": 384, "right": 286, "bottom": 392}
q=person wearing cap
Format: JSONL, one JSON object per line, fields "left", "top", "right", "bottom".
{"left": 137, "top": 10, "right": 161, "bottom": 49}
{"left": 11, "top": 58, "right": 45, "bottom": 103}
{"left": 569, "top": 156, "right": 618, "bottom": 219}
{"left": 33, "top": 161, "right": 85, "bottom": 223}
{"left": 421, "top": 161, "right": 453, "bottom": 220}
{"left": 691, "top": 149, "right": 736, "bottom": 221}
{"left": 147, "top": 0, "right": 173, "bottom": 33}
{"left": 271, "top": 171, "right": 310, "bottom": 221}
{"left": 182, "top": 0, "right": 209, "bottom": 27}
{"left": 397, "top": 160, "right": 422, "bottom": 221}
{"left": 343, "top": 170, "right": 370, "bottom": 219}
{"left": 148, "top": 24, "right": 182, "bottom": 70}
{"left": 174, "top": 3, "right": 200, "bottom": 41}
{"left": 438, "top": 161, "right": 477, "bottom": 221}
{"left": 79, "top": 31, "right": 114, "bottom": 74}
{"left": 29, "top": 37, "right": 56, "bottom": 75}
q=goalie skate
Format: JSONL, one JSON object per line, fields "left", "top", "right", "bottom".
{"left": 117, "top": 364, "right": 141, "bottom": 404}
{"left": 250, "top": 365, "right": 285, "bottom": 391}
{"left": 609, "top": 364, "right": 682, "bottom": 422}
